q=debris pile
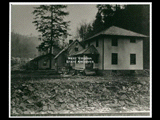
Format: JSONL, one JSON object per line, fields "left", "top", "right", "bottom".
{"left": 11, "top": 77, "right": 150, "bottom": 115}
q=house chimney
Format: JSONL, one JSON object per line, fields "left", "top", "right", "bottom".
{"left": 69, "top": 40, "right": 73, "bottom": 44}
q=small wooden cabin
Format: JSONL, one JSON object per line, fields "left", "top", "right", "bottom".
{"left": 30, "top": 54, "right": 56, "bottom": 70}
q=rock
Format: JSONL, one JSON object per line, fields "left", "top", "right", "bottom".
{"left": 85, "top": 107, "right": 95, "bottom": 111}
{"left": 128, "top": 88, "right": 132, "bottom": 91}
{"left": 16, "top": 108, "right": 23, "bottom": 114}
{"left": 67, "top": 104, "right": 75, "bottom": 109}
{"left": 118, "top": 90, "right": 126, "bottom": 94}
{"left": 22, "top": 95, "right": 28, "bottom": 100}
{"left": 122, "top": 86, "right": 126, "bottom": 90}
{"left": 137, "top": 84, "right": 142, "bottom": 88}
{"left": 113, "top": 99, "right": 118, "bottom": 104}
{"left": 49, "top": 104, "right": 56, "bottom": 111}
{"left": 12, "top": 108, "right": 18, "bottom": 115}
{"left": 48, "top": 99, "right": 55, "bottom": 104}
{"left": 119, "top": 101, "right": 125, "bottom": 106}
{"left": 28, "top": 85, "right": 34, "bottom": 92}
{"left": 27, "top": 99, "right": 34, "bottom": 104}
{"left": 30, "top": 111, "right": 36, "bottom": 114}
{"left": 120, "top": 94, "right": 128, "bottom": 100}
{"left": 57, "top": 97, "right": 64, "bottom": 103}
{"left": 60, "top": 103, "right": 67, "bottom": 109}
{"left": 129, "top": 97, "right": 137, "bottom": 104}
{"left": 102, "top": 87, "right": 109, "bottom": 92}
{"left": 68, "top": 89, "right": 74, "bottom": 94}
{"left": 17, "top": 89, "right": 22, "bottom": 93}
{"left": 23, "top": 110, "right": 30, "bottom": 114}
{"left": 19, "top": 103, "right": 26, "bottom": 108}
{"left": 85, "top": 91, "right": 92, "bottom": 95}
{"left": 125, "top": 100, "right": 135, "bottom": 106}
{"left": 43, "top": 105, "right": 48, "bottom": 111}
{"left": 107, "top": 104, "right": 121, "bottom": 108}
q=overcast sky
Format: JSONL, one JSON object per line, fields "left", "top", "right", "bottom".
{"left": 11, "top": 4, "right": 97, "bottom": 40}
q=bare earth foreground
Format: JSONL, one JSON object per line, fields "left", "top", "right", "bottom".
{"left": 11, "top": 72, "right": 150, "bottom": 116}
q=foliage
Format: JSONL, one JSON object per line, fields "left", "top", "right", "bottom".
{"left": 11, "top": 32, "right": 41, "bottom": 58}
{"left": 76, "top": 20, "right": 93, "bottom": 41}
{"left": 32, "top": 5, "right": 70, "bottom": 52}
{"left": 80, "top": 4, "right": 149, "bottom": 40}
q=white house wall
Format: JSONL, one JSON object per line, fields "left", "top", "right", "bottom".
{"left": 87, "top": 37, "right": 143, "bottom": 70}
{"left": 104, "top": 38, "right": 143, "bottom": 70}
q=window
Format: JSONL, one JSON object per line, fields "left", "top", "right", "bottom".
{"left": 96, "top": 40, "right": 99, "bottom": 47}
{"left": 75, "top": 47, "right": 78, "bottom": 51}
{"left": 130, "top": 38, "right": 136, "bottom": 43}
{"left": 130, "top": 54, "right": 136, "bottom": 65}
{"left": 112, "top": 38, "right": 118, "bottom": 46}
{"left": 43, "top": 60, "right": 47, "bottom": 66}
{"left": 112, "top": 53, "right": 118, "bottom": 65}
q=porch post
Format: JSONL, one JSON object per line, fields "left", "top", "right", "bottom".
{"left": 83, "top": 55, "right": 85, "bottom": 69}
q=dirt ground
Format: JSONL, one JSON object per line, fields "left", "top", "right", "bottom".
{"left": 10, "top": 72, "right": 150, "bottom": 116}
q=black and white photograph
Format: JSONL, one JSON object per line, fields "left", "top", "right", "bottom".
{"left": 9, "top": 2, "right": 152, "bottom": 117}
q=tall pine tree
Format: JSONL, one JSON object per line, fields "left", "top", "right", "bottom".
{"left": 32, "top": 5, "right": 70, "bottom": 69}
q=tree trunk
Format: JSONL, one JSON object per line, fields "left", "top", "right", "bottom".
{"left": 50, "top": 6, "right": 53, "bottom": 69}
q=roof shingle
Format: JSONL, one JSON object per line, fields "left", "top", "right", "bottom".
{"left": 85, "top": 26, "right": 148, "bottom": 41}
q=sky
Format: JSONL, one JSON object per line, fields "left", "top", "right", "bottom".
{"left": 11, "top": 4, "right": 98, "bottom": 40}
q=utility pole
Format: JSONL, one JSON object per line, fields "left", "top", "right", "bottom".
{"left": 50, "top": 5, "right": 53, "bottom": 69}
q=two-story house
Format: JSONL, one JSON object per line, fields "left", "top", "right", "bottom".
{"left": 71, "top": 26, "right": 148, "bottom": 75}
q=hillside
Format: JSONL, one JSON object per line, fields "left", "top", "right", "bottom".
{"left": 11, "top": 32, "right": 41, "bottom": 58}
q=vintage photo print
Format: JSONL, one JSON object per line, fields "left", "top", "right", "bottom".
{"left": 9, "top": 2, "right": 152, "bottom": 118}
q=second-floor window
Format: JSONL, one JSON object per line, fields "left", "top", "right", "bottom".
{"left": 75, "top": 47, "right": 78, "bottom": 51}
{"left": 112, "top": 38, "right": 118, "bottom": 46}
{"left": 130, "top": 38, "right": 136, "bottom": 43}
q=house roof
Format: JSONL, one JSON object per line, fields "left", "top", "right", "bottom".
{"left": 54, "top": 39, "right": 82, "bottom": 59}
{"left": 31, "top": 54, "right": 55, "bottom": 61}
{"left": 71, "top": 45, "right": 99, "bottom": 56}
{"left": 85, "top": 26, "right": 148, "bottom": 41}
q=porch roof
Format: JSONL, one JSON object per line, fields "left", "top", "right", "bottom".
{"left": 71, "top": 45, "right": 99, "bottom": 56}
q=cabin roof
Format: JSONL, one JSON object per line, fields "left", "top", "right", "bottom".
{"left": 85, "top": 26, "right": 148, "bottom": 41}
{"left": 31, "top": 54, "right": 55, "bottom": 61}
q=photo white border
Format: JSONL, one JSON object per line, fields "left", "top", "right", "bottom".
{"left": 9, "top": 2, "right": 152, "bottom": 118}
